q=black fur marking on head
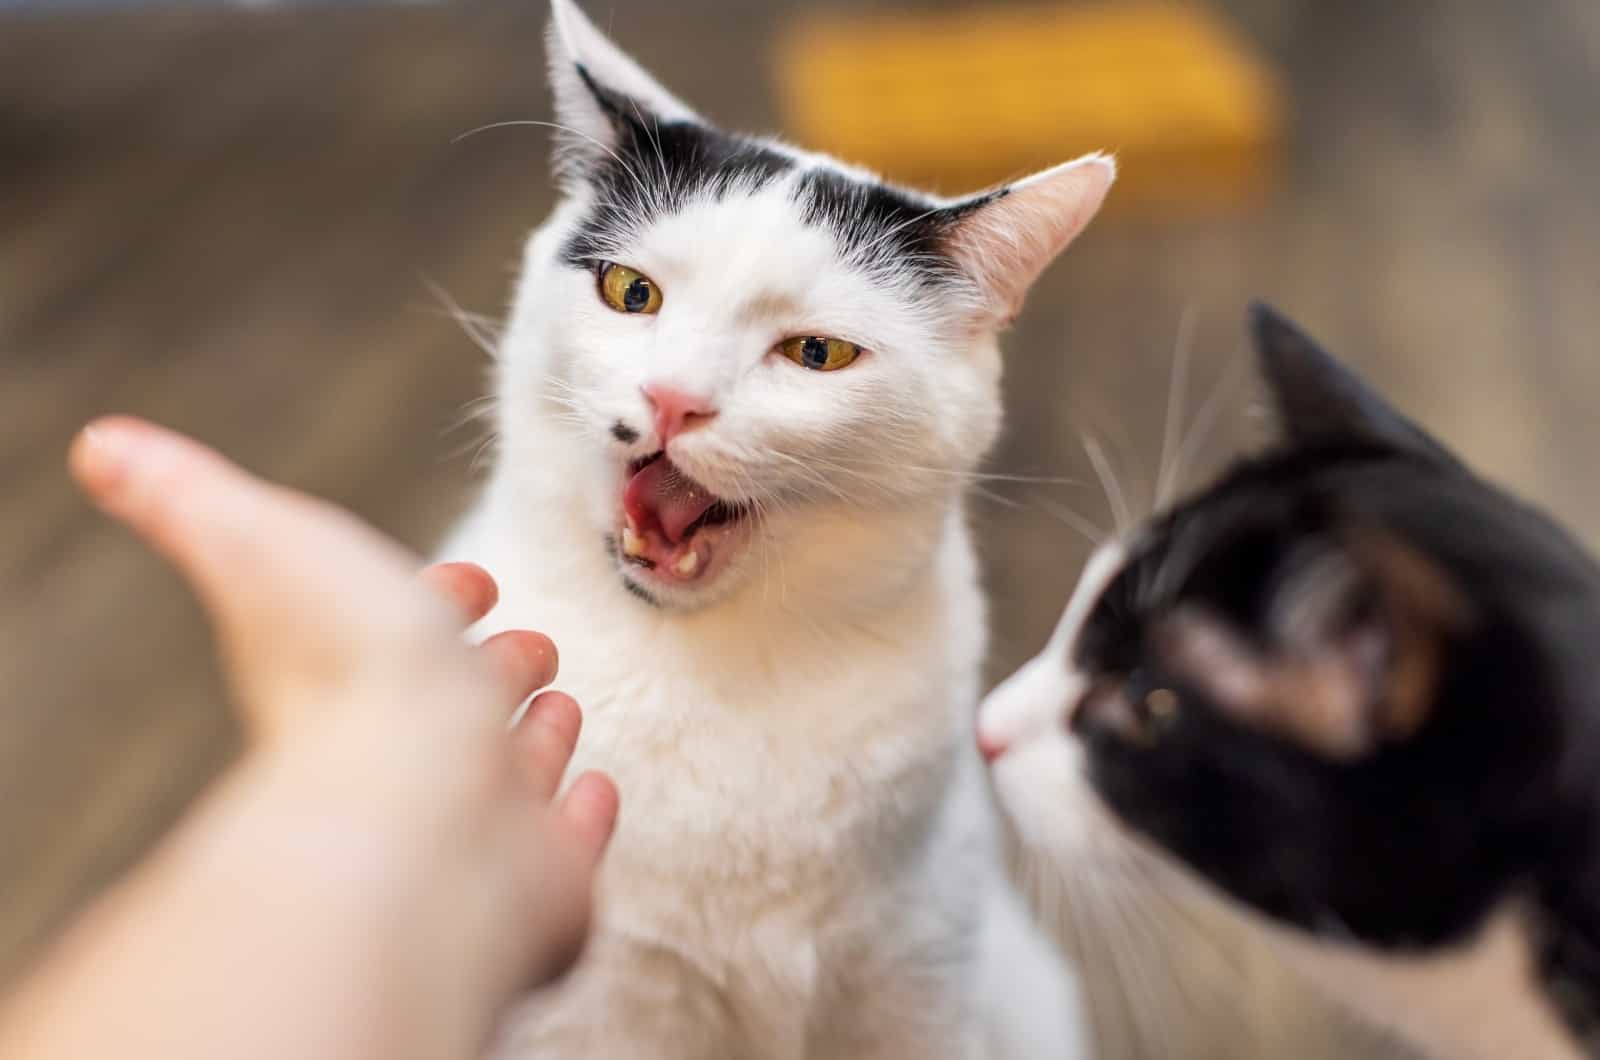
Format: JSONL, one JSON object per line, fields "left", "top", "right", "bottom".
{"left": 610, "top": 421, "right": 640, "bottom": 444}
{"left": 1080, "top": 461, "right": 1561, "bottom": 937}
{"left": 790, "top": 169, "right": 983, "bottom": 288}
{"left": 556, "top": 62, "right": 998, "bottom": 292}
{"left": 558, "top": 84, "right": 795, "bottom": 268}
{"left": 574, "top": 64, "right": 630, "bottom": 126}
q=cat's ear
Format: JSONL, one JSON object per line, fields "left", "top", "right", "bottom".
{"left": 1159, "top": 531, "right": 1470, "bottom": 760}
{"left": 938, "top": 154, "right": 1115, "bottom": 325}
{"left": 1250, "top": 302, "right": 1457, "bottom": 463}
{"left": 546, "top": 0, "right": 701, "bottom": 181}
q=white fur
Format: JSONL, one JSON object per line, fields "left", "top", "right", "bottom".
{"left": 435, "top": 2, "right": 1109, "bottom": 1055}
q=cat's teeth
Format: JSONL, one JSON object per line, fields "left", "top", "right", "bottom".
{"left": 622, "top": 527, "right": 647, "bottom": 558}
{"left": 675, "top": 551, "right": 700, "bottom": 577}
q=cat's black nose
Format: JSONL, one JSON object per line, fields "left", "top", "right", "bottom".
{"left": 611, "top": 421, "right": 640, "bottom": 445}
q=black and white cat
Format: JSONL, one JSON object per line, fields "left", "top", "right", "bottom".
{"left": 982, "top": 304, "right": 1600, "bottom": 1060}
{"left": 441, "top": 0, "right": 1114, "bottom": 1055}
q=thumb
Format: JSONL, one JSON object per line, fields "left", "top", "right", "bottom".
{"left": 68, "top": 418, "right": 452, "bottom": 730}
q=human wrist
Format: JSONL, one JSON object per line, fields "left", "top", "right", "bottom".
{"left": 185, "top": 737, "right": 531, "bottom": 1053}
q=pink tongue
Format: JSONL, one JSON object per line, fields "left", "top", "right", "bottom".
{"left": 623, "top": 457, "right": 719, "bottom": 545}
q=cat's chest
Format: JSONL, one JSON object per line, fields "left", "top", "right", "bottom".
{"left": 483, "top": 569, "right": 972, "bottom": 866}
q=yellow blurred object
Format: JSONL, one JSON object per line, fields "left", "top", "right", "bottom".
{"left": 773, "top": 1, "right": 1283, "bottom": 216}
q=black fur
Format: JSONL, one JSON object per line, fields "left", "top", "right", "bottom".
{"left": 1073, "top": 305, "right": 1600, "bottom": 1049}
{"left": 558, "top": 68, "right": 795, "bottom": 268}
{"left": 792, "top": 169, "right": 994, "bottom": 286}
{"left": 556, "top": 62, "right": 991, "bottom": 291}
{"left": 603, "top": 532, "right": 661, "bottom": 606}
{"left": 620, "top": 576, "right": 659, "bottom": 607}
{"left": 1251, "top": 304, "right": 1461, "bottom": 466}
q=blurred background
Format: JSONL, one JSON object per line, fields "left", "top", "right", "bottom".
{"left": 3, "top": 0, "right": 1598, "bottom": 1049}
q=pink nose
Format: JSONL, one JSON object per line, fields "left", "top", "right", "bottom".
{"left": 642, "top": 384, "right": 717, "bottom": 445}
{"left": 977, "top": 729, "right": 1007, "bottom": 764}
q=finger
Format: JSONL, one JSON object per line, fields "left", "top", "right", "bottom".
{"left": 420, "top": 562, "right": 499, "bottom": 627}
{"left": 558, "top": 770, "right": 619, "bottom": 865}
{"left": 480, "top": 631, "right": 559, "bottom": 703}
{"left": 514, "top": 773, "right": 618, "bottom": 986}
{"left": 512, "top": 690, "right": 583, "bottom": 799}
{"left": 69, "top": 417, "right": 426, "bottom": 636}
{"left": 516, "top": 824, "right": 595, "bottom": 987}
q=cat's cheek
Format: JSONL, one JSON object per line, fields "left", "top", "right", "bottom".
{"left": 990, "top": 729, "right": 1165, "bottom": 891}
{"left": 989, "top": 733, "right": 1097, "bottom": 858}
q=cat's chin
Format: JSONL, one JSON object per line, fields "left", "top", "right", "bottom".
{"left": 609, "top": 516, "right": 754, "bottom": 606}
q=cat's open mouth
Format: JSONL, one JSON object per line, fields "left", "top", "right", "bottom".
{"left": 616, "top": 452, "right": 750, "bottom": 586}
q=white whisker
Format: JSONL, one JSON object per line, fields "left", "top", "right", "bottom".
{"left": 1081, "top": 431, "right": 1133, "bottom": 536}
{"left": 421, "top": 276, "right": 502, "bottom": 362}
{"left": 1035, "top": 499, "right": 1108, "bottom": 549}
{"left": 1167, "top": 344, "right": 1250, "bottom": 505}
{"left": 1154, "top": 303, "right": 1198, "bottom": 510}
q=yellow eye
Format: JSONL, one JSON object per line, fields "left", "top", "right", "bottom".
{"left": 778, "top": 336, "right": 862, "bottom": 372}
{"left": 598, "top": 263, "right": 662, "bottom": 315}
{"left": 1144, "top": 688, "right": 1181, "bottom": 726}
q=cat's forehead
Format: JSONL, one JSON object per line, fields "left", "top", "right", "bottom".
{"left": 1118, "top": 447, "right": 1535, "bottom": 611}
{"left": 1069, "top": 462, "right": 1344, "bottom": 668}
{"left": 628, "top": 186, "right": 848, "bottom": 293}
{"left": 1093, "top": 450, "right": 1378, "bottom": 619}
{"left": 559, "top": 119, "right": 965, "bottom": 291}
{"left": 559, "top": 121, "right": 795, "bottom": 264}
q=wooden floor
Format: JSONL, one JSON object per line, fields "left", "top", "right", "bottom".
{"left": 4, "top": 0, "right": 1599, "bottom": 1042}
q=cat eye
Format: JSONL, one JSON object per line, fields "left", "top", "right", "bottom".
{"left": 598, "top": 262, "right": 663, "bottom": 315}
{"left": 778, "top": 336, "right": 862, "bottom": 372}
{"left": 1143, "top": 688, "right": 1181, "bottom": 726}
{"left": 1073, "top": 677, "right": 1181, "bottom": 747}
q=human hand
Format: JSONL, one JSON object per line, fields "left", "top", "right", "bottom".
{"left": 66, "top": 417, "right": 617, "bottom": 1006}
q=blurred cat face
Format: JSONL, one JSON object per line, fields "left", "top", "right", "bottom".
{"left": 980, "top": 306, "right": 1589, "bottom": 953}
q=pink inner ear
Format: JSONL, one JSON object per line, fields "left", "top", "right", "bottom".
{"left": 944, "top": 154, "right": 1116, "bottom": 323}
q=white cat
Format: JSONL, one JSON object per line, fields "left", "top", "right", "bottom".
{"left": 440, "top": 2, "right": 1113, "bottom": 1055}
